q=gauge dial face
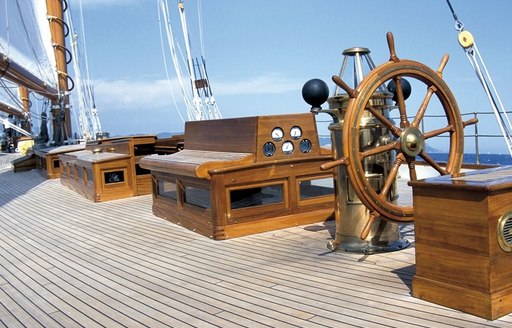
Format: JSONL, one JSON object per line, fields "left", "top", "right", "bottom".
{"left": 300, "top": 139, "right": 312, "bottom": 153}
{"left": 263, "top": 142, "right": 276, "bottom": 157}
{"left": 271, "top": 127, "right": 284, "bottom": 141}
{"left": 290, "top": 126, "right": 302, "bottom": 140}
{"left": 281, "top": 141, "right": 294, "bottom": 155}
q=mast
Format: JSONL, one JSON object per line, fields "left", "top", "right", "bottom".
{"left": 46, "top": 0, "right": 72, "bottom": 144}
{"left": 18, "top": 86, "right": 31, "bottom": 133}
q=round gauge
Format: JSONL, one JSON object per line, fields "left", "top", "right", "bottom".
{"left": 299, "top": 139, "right": 312, "bottom": 153}
{"left": 281, "top": 141, "right": 294, "bottom": 155}
{"left": 263, "top": 142, "right": 276, "bottom": 157}
{"left": 271, "top": 127, "right": 284, "bottom": 141}
{"left": 290, "top": 126, "right": 302, "bottom": 140}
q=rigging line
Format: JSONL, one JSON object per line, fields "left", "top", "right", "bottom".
{"left": 473, "top": 43, "right": 512, "bottom": 132}
{"left": 162, "top": 0, "right": 191, "bottom": 121}
{"left": 197, "top": 0, "right": 205, "bottom": 57}
{"left": 200, "top": 56, "right": 221, "bottom": 119}
{"left": 158, "top": 0, "right": 186, "bottom": 123}
{"left": 466, "top": 48, "right": 512, "bottom": 152}
{"left": 167, "top": 0, "right": 197, "bottom": 120}
{"left": 77, "top": 0, "right": 93, "bottom": 85}
{"left": 445, "top": 0, "right": 464, "bottom": 31}
{"left": 0, "top": 79, "right": 23, "bottom": 110}
{"left": 178, "top": 0, "right": 203, "bottom": 120}
{"left": 446, "top": 0, "right": 512, "bottom": 155}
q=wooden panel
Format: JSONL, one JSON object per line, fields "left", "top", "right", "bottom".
{"left": 411, "top": 166, "right": 512, "bottom": 320}
{"left": 185, "top": 117, "right": 258, "bottom": 153}
{"left": 154, "top": 196, "right": 215, "bottom": 238}
{"left": 136, "top": 175, "right": 153, "bottom": 195}
{"left": 255, "top": 113, "right": 321, "bottom": 162}
{"left": 219, "top": 209, "right": 334, "bottom": 240}
{"left": 94, "top": 159, "right": 134, "bottom": 202}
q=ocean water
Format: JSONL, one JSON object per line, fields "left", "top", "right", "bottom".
{"left": 430, "top": 152, "right": 512, "bottom": 166}
{"left": 319, "top": 137, "right": 512, "bottom": 165}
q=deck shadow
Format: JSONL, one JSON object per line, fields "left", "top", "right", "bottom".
{"left": 0, "top": 168, "right": 46, "bottom": 207}
{"left": 302, "top": 216, "right": 336, "bottom": 239}
{"left": 392, "top": 264, "right": 416, "bottom": 294}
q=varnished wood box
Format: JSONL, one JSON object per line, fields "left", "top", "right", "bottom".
{"left": 59, "top": 150, "right": 134, "bottom": 202}
{"left": 34, "top": 144, "right": 85, "bottom": 179}
{"left": 88, "top": 135, "right": 157, "bottom": 196}
{"left": 410, "top": 166, "right": 512, "bottom": 320}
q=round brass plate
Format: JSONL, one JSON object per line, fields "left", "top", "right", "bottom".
{"left": 497, "top": 210, "right": 512, "bottom": 252}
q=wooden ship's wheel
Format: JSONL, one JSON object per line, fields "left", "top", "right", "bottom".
{"left": 322, "top": 32, "right": 478, "bottom": 239}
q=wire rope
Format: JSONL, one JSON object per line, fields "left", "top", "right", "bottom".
{"left": 445, "top": 0, "right": 512, "bottom": 156}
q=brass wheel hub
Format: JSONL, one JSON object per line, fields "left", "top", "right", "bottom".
{"left": 400, "top": 127, "right": 424, "bottom": 157}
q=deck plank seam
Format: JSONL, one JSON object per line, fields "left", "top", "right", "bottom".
{"left": 1, "top": 217, "right": 223, "bottom": 326}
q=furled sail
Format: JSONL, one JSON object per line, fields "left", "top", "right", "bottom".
{"left": 0, "top": 0, "right": 58, "bottom": 98}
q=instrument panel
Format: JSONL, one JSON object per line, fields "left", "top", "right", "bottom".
{"left": 257, "top": 113, "right": 320, "bottom": 161}
{"left": 183, "top": 112, "right": 324, "bottom": 162}
{"left": 263, "top": 126, "right": 313, "bottom": 157}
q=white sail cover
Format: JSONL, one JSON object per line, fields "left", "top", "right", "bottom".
{"left": 0, "top": 0, "right": 57, "bottom": 88}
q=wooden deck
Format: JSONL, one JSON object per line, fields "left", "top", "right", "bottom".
{"left": 1, "top": 152, "right": 511, "bottom": 327}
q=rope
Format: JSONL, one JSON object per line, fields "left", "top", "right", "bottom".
{"left": 160, "top": 0, "right": 194, "bottom": 121}
{"left": 445, "top": 0, "right": 512, "bottom": 156}
{"left": 445, "top": 0, "right": 464, "bottom": 31}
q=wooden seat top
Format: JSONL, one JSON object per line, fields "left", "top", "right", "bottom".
{"left": 140, "top": 149, "right": 254, "bottom": 179}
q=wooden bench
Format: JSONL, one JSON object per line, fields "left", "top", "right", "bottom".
{"left": 34, "top": 144, "right": 86, "bottom": 179}
{"left": 58, "top": 135, "right": 184, "bottom": 202}
{"left": 140, "top": 113, "right": 335, "bottom": 239}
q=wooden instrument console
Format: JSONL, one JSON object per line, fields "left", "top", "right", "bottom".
{"left": 410, "top": 166, "right": 512, "bottom": 320}
{"left": 140, "top": 113, "right": 335, "bottom": 240}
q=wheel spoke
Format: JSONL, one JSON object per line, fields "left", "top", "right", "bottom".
{"left": 379, "top": 153, "right": 404, "bottom": 199}
{"left": 367, "top": 105, "right": 402, "bottom": 137}
{"left": 407, "top": 158, "right": 418, "bottom": 181}
{"left": 412, "top": 86, "right": 437, "bottom": 128}
{"left": 419, "top": 150, "right": 448, "bottom": 175}
{"left": 423, "top": 124, "right": 454, "bottom": 139}
{"left": 393, "top": 76, "right": 410, "bottom": 128}
{"left": 360, "top": 140, "right": 399, "bottom": 159}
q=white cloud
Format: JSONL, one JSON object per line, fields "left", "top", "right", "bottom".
{"left": 91, "top": 73, "right": 301, "bottom": 113}
{"left": 92, "top": 78, "right": 179, "bottom": 112}
{"left": 80, "top": 0, "right": 137, "bottom": 7}
{"left": 214, "top": 74, "right": 301, "bottom": 96}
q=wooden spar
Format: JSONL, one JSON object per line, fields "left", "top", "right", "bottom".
{"left": 0, "top": 53, "right": 59, "bottom": 100}
{"left": 18, "top": 86, "right": 31, "bottom": 133}
{"left": 0, "top": 101, "right": 24, "bottom": 118}
{"left": 46, "top": 0, "right": 71, "bottom": 142}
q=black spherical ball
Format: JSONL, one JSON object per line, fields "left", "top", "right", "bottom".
{"left": 387, "top": 78, "right": 412, "bottom": 102}
{"left": 302, "top": 78, "right": 329, "bottom": 108}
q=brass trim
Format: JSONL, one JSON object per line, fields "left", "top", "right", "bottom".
{"left": 497, "top": 210, "right": 512, "bottom": 252}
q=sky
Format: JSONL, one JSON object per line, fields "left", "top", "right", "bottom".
{"left": 68, "top": 0, "right": 512, "bottom": 154}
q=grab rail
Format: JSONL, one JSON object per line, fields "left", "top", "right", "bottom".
{"left": 316, "top": 110, "right": 512, "bottom": 165}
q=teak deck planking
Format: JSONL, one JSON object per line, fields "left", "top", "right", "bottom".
{"left": 0, "top": 153, "right": 512, "bottom": 327}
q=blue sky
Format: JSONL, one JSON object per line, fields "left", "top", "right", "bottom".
{"left": 74, "top": 0, "right": 512, "bottom": 154}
